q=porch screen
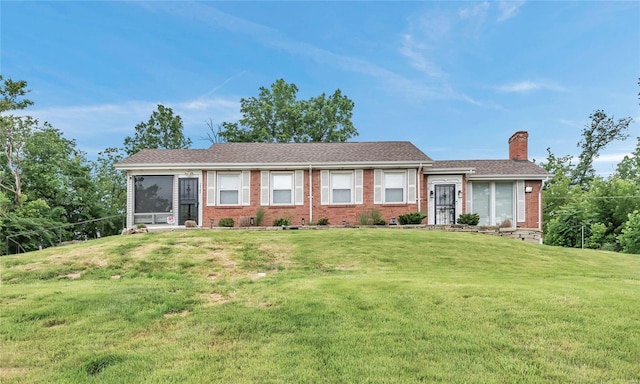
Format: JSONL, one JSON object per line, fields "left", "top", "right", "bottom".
{"left": 134, "top": 175, "right": 173, "bottom": 213}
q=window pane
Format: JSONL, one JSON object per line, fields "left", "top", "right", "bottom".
{"left": 220, "top": 190, "right": 239, "bottom": 205}
{"left": 272, "top": 174, "right": 292, "bottom": 189}
{"left": 385, "top": 172, "right": 404, "bottom": 188}
{"left": 385, "top": 188, "right": 404, "bottom": 203}
{"left": 495, "top": 182, "right": 514, "bottom": 227}
{"left": 219, "top": 174, "right": 240, "bottom": 190}
{"left": 472, "top": 182, "right": 490, "bottom": 225}
{"left": 333, "top": 189, "right": 351, "bottom": 204}
{"left": 134, "top": 175, "right": 173, "bottom": 213}
{"left": 331, "top": 173, "right": 352, "bottom": 189}
{"left": 273, "top": 190, "right": 292, "bottom": 204}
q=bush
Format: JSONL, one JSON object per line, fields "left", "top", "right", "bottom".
{"left": 136, "top": 223, "right": 147, "bottom": 229}
{"left": 358, "top": 209, "right": 385, "bottom": 225}
{"left": 316, "top": 217, "right": 329, "bottom": 225}
{"left": 398, "top": 212, "right": 426, "bottom": 225}
{"left": 619, "top": 210, "right": 640, "bottom": 254}
{"left": 457, "top": 213, "right": 480, "bottom": 225}
{"left": 218, "top": 218, "right": 234, "bottom": 228}
{"left": 273, "top": 217, "right": 290, "bottom": 227}
{"left": 238, "top": 216, "right": 251, "bottom": 227}
{"left": 255, "top": 208, "right": 265, "bottom": 226}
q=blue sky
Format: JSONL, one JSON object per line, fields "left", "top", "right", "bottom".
{"left": 2, "top": 1, "right": 638, "bottom": 175}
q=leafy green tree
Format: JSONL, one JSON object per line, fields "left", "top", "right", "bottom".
{"left": 21, "top": 126, "right": 101, "bottom": 236}
{"left": 618, "top": 210, "right": 640, "bottom": 254}
{"left": 0, "top": 76, "right": 37, "bottom": 206}
{"left": 615, "top": 137, "right": 639, "bottom": 182}
{"left": 123, "top": 104, "right": 192, "bottom": 156}
{"left": 219, "top": 79, "right": 357, "bottom": 143}
{"left": 571, "top": 110, "right": 632, "bottom": 189}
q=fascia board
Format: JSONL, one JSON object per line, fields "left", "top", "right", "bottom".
{"left": 116, "top": 161, "right": 433, "bottom": 171}
{"left": 424, "top": 168, "right": 476, "bottom": 175}
{"left": 467, "top": 174, "right": 549, "bottom": 180}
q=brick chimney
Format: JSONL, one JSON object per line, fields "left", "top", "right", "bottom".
{"left": 508, "top": 131, "right": 528, "bottom": 161}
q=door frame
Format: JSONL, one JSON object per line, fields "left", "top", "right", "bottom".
{"left": 426, "top": 175, "right": 463, "bottom": 225}
{"left": 178, "top": 177, "right": 199, "bottom": 225}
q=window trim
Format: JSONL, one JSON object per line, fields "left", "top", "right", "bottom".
{"left": 270, "top": 171, "right": 294, "bottom": 206}
{"left": 330, "top": 171, "right": 354, "bottom": 205}
{"left": 217, "top": 172, "right": 242, "bottom": 206}
{"left": 382, "top": 170, "right": 406, "bottom": 204}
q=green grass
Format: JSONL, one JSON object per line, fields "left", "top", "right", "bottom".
{"left": 1, "top": 229, "right": 638, "bottom": 383}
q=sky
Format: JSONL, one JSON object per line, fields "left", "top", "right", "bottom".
{"left": 2, "top": 1, "right": 639, "bottom": 175}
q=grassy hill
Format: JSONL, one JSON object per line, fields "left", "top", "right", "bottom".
{"left": 1, "top": 229, "right": 638, "bottom": 383}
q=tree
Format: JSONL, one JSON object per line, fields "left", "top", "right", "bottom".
{"left": 219, "top": 79, "right": 357, "bottom": 143}
{"left": 571, "top": 110, "right": 632, "bottom": 189}
{"left": 615, "top": 137, "right": 640, "bottom": 182}
{"left": 123, "top": 104, "right": 192, "bottom": 156}
{"left": 0, "top": 76, "right": 37, "bottom": 206}
{"left": 201, "top": 118, "right": 226, "bottom": 144}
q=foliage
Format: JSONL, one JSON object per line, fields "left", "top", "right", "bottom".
{"left": 218, "top": 218, "right": 235, "bottom": 227}
{"left": 615, "top": 136, "right": 640, "bottom": 182}
{"left": 544, "top": 201, "right": 593, "bottom": 248}
{"left": 571, "top": 110, "right": 632, "bottom": 189}
{"left": 1, "top": 229, "right": 639, "bottom": 382}
{"left": 254, "top": 208, "right": 265, "bottom": 226}
{"left": 585, "top": 222, "right": 608, "bottom": 249}
{"left": 0, "top": 76, "right": 38, "bottom": 206}
{"left": 357, "top": 209, "right": 385, "bottom": 225}
{"left": 219, "top": 79, "right": 357, "bottom": 143}
{"left": 457, "top": 213, "right": 480, "bottom": 225}
{"left": 316, "top": 217, "right": 329, "bottom": 225}
{"left": 123, "top": 104, "right": 192, "bottom": 156}
{"left": 398, "top": 212, "right": 426, "bottom": 225}
{"left": 618, "top": 210, "right": 640, "bottom": 254}
{"left": 91, "top": 147, "right": 127, "bottom": 235}
{"left": 272, "top": 217, "right": 291, "bottom": 227}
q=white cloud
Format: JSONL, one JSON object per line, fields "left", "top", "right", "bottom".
{"left": 497, "top": 1, "right": 526, "bottom": 22}
{"left": 459, "top": 2, "right": 490, "bottom": 20}
{"left": 398, "top": 33, "right": 446, "bottom": 78}
{"left": 23, "top": 96, "right": 241, "bottom": 157}
{"left": 496, "top": 80, "right": 565, "bottom": 93}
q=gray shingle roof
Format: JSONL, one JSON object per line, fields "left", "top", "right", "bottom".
{"left": 431, "top": 160, "right": 549, "bottom": 177}
{"left": 116, "top": 142, "right": 432, "bottom": 167}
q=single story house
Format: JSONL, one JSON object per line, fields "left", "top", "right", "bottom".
{"left": 116, "top": 131, "right": 549, "bottom": 229}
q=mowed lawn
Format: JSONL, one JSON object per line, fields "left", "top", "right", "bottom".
{"left": 0, "top": 229, "right": 638, "bottom": 383}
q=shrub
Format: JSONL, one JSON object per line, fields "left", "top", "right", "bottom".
{"left": 457, "top": 213, "right": 480, "bottom": 225}
{"left": 273, "top": 217, "right": 291, "bottom": 227}
{"left": 136, "top": 223, "right": 147, "bottom": 229}
{"left": 255, "top": 208, "right": 265, "bottom": 226}
{"left": 398, "top": 212, "right": 426, "bottom": 225}
{"left": 358, "top": 209, "right": 386, "bottom": 225}
{"left": 218, "top": 218, "right": 234, "bottom": 228}
{"left": 316, "top": 217, "right": 329, "bottom": 225}
{"left": 238, "top": 216, "right": 251, "bottom": 228}
{"left": 619, "top": 210, "right": 640, "bottom": 254}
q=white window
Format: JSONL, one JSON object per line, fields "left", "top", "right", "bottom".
{"left": 320, "top": 169, "right": 363, "bottom": 205}
{"left": 218, "top": 173, "right": 241, "bottom": 205}
{"left": 331, "top": 172, "right": 353, "bottom": 204}
{"left": 468, "top": 181, "right": 515, "bottom": 227}
{"left": 271, "top": 172, "right": 294, "bottom": 205}
{"left": 384, "top": 172, "right": 405, "bottom": 203}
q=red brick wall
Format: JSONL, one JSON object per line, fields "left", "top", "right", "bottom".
{"left": 518, "top": 180, "right": 542, "bottom": 229}
{"left": 508, "top": 131, "right": 529, "bottom": 161}
{"left": 202, "top": 169, "right": 422, "bottom": 227}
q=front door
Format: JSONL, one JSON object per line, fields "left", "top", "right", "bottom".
{"left": 435, "top": 184, "right": 456, "bottom": 224}
{"left": 178, "top": 178, "right": 198, "bottom": 225}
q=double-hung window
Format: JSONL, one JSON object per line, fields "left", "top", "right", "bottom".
{"left": 218, "top": 173, "right": 241, "bottom": 205}
{"left": 320, "top": 170, "right": 363, "bottom": 205}
{"left": 331, "top": 172, "right": 353, "bottom": 204}
{"left": 374, "top": 169, "right": 416, "bottom": 204}
{"left": 384, "top": 172, "right": 405, "bottom": 203}
{"left": 271, "top": 172, "right": 294, "bottom": 205}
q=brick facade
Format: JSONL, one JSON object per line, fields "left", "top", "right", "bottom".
{"left": 203, "top": 169, "right": 425, "bottom": 227}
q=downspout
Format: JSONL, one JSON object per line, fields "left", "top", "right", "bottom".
{"left": 539, "top": 177, "right": 548, "bottom": 243}
{"left": 309, "top": 165, "right": 313, "bottom": 224}
{"left": 417, "top": 163, "right": 422, "bottom": 212}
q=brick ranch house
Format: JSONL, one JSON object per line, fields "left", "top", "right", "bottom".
{"left": 116, "top": 131, "right": 549, "bottom": 229}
